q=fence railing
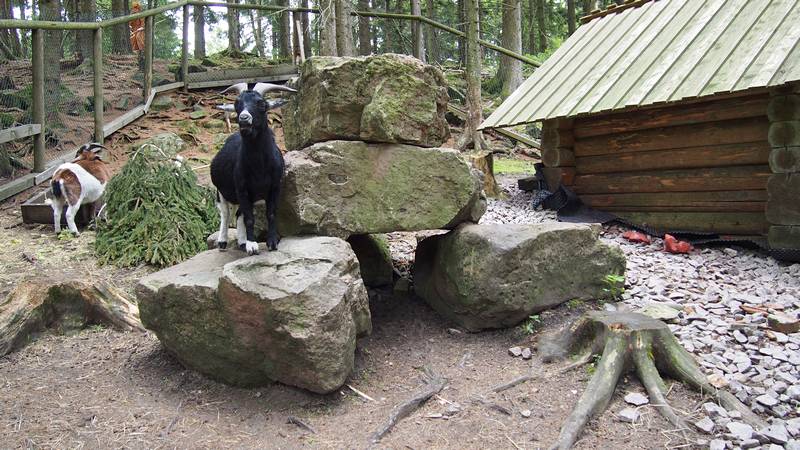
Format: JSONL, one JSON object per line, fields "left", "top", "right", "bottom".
{"left": 0, "top": 0, "right": 537, "bottom": 201}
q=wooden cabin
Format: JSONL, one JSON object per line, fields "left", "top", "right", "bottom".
{"left": 482, "top": 0, "right": 800, "bottom": 252}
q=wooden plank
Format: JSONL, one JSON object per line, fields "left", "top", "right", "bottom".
{"left": 574, "top": 117, "right": 769, "bottom": 157}
{"left": 766, "top": 173, "right": 800, "bottom": 225}
{"left": 542, "top": 147, "right": 575, "bottom": 168}
{"left": 541, "top": 119, "right": 574, "bottom": 150}
{"left": 181, "top": 4, "right": 189, "bottom": 91}
{"left": 0, "top": 124, "right": 41, "bottom": 144}
{"left": 605, "top": 203, "right": 765, "bottom": 213}
{"left": 572, "top": 165, "right": 771, "bottom": 194}
{"left": 93, "top": 28, "right": 104, "bottom": 143}
{"left": 769, "top": 146, "right": 800, "bottom": 173}
{"left": 768, "top": 226, "right": 800, "bottom": 250}
{"left": 574, "top": 94, "right": 769, "bottom": 139}
{"left": 31, "top": 29, "right": 44, "bottom": 172}
{"left": 153, "top": 81, "right": 185, "bottom": 94}
{"left": 541, "top": 166, "right": 576, "bottom": 190}
{"left": 581, "top": 190, "right": 768, "bottom": 208}
{"left": 184, "top": 65, "right": 298, "bottom": 83}
{"left": 186, "top": 74, "right": 296, "bottom": 90}
{"left": 613, "top": 211, "right": 769, "bottom": 235}
{"left": 103, "top": 105, "right": 146, "bottom": 137}
{"left": 143, "top": 16, "right": 153, "bottom": 102}
{"left": 768, "top": 95, "right": 800, "bottom": 122}
{"left": 768, "top": 121, "right": 800, "bottom": 147}
{"left": 0, "top": 173, "right": 35, "bottom": 202}
{"left": 575, "top": 141, "right": 770, "bottom": 174}
{"left": 34, "top": 150, "right": 75, "bottom": 185}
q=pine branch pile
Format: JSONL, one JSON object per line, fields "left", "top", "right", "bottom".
{"left": 95, "top": 141, "right": 218, "bottom": 268}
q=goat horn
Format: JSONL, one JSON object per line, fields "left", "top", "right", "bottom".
{"left": 253, "top": 83, "right": 297, "bottom": 96}
{"left": 216, "top": 104, "right": 236, "bottom": 112}
{"left": 87, "top": 142, "right": 106, "bottom": 152}
{"left": 221, "top": 82, "right": 249, "bottom": 95}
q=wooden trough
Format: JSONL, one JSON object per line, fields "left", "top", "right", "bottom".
{"left": 21, "top": 191, "right": 98, "bottom": 226}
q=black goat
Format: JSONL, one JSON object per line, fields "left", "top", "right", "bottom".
{"left": 210, "top": 82, "right": 296, "bottom": 255}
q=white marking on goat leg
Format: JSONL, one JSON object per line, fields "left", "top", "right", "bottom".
{"left": 51, "top": 198, "right": 63, "bottom": 233}
{"left": 236, "top": 214, "right": 247, "bottom": 247}
{"left": 216, "top": 195, "right": 230, "bottom": 250}
{"left": 245, "top": 241, "right": 259, "bottom": 255}
{"left": 65, "top": 202, "right": 80, "bottom": 235}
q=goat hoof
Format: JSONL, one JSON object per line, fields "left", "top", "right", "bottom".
{"left": 245, "top": 241, "right": 259, "bottom": 255}
{"left": 238, "top": 243, "right": 246, "bottom": 251}
{"left": 217, "top": 241, "right": 228, "bottom": 251}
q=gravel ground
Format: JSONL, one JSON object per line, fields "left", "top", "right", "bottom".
{"left": 388, "top": 176, "right": 800, "bottom": 449}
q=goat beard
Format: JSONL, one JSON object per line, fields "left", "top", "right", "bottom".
{"left": 239, "top": 123, "right": 264, "bottom": 138}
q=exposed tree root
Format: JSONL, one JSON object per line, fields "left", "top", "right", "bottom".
{"left": 371, "top": 366, "right": 446, "bottom": 443}
{"left": 0, "top": 278, "right": 143, "bottom": 356}
{"left": 539, "top": 311, "right": 766, "bottom": 450}
{"left": 487, "top": 370, "right": 535, "bottom": 394}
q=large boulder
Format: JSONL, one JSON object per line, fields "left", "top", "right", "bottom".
{"left": 136, "top": 237, "right": 371, "bottom": 393}
{"left": 413, "top": 223, "right": 626, "bottom": 331}
{"left": 272, "top": 140, "right": 485, "bottom": 239}
{"left": 348, "top": 234, "right": 393, "bottom": 288}
{"left": 283, "top": 54, "right": 450, "bottom": 150}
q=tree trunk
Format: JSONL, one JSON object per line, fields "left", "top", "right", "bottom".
{"left": 75, "top": 0, "right": 95, "bottom": 62}
{"left": 535, "top": 0, "right": 547, "bottom": 54}
{"left": 357, "top": 0, "right": 371, "bottom": 55}
{"left": 499, "top": 0, "right": 522, "bottom": 98}
{"left": 527, "top": 0, "right": 536, "bottom": 53}
{"left": 582, "top": 0, "right": 596, "bottom": 14}
{"left": 278, "top": 0, "right": 291, "bottom": 59}
{"left": 193, "top": 4, "right": 205, "bottom": 59}
{"left": 300, "top": 0, "right": 311, "bottom": 57}
{"left": 110, "top": 0, "right": 130, "bottom": 54}
{"left": 456, "top": 0, "right": 485, "bottom": 152}
{"left": 319, "top": 0, "right": 337, "bottom": 56}
{"left": 0, "top": 0, "right": 23, "bottom": 60}
{"left": 424, "top": 0, "right": 437, "bottom": 63}
{"left": 410, "top": 0, "right": 423, "bottom": 61}
{"left": 227, "top": 0, "right": 240, "bottom": 53}
{"left": 335, "top": 0, "right": 354, "bottom": 56}
{"left": 567, "top": 0, "right": 576, "bottom": 34}
{"left": 382, "top": 0, "right": 392, "bottom": 53}
{"left": 457, "top": 0, "right": 465, "bottom": 65}
{"left": 248, "top": 9, "right": 265, "bottom": 57}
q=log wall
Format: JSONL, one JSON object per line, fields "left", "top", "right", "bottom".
{"left": 541, "top": 93, "right": 775, "bottom": 236}
{"left": 767, "top": 86, "right": 800, "bottom": 250}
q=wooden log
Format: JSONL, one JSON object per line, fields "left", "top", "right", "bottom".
{"left": 143, "top": 16, "right": 153, "bottom": 102}
{"left": 573, "top": 95, "right": 769, "bottom": 139}
{"left": 769, "top": 146, "right": 800, "bottom": 173}
{"left": 0, "top": 124, "right": 41, "bottom": 145}
{"left": 542, "top": 147, "right": 575, "bottom": 168}
{"left": 93, "top": 28, "right": 104, "bottom": 143}
{"left": 575, "top": 141, "right": 770, "bottom": 174}
{"left": 572, "top": 165, "right": 771, "bottom": 195}
{"left": 612, "top": 211, "right": 769, "bottom": 235}
{"left": 605, "top": 203, "right": 765, "bottom": 213}
{"left": 768, "top": 121, "right": 800, "bottom": 147}
{"left": 541, "top": 119, "right": 574, "bottom": 150}
{"left": 768, "top": 95, "right": 800, "bottom": 122}
{"left": 31, "top": 29, "right": 44, "bottom": 172}
{"left": 766, "top": 174, "right": 800, "bottom": 225}
{"left": 581, "top": 191, "right": 768, "bottom": 208}
{"left": 574, "top": 117, "right": 769, "bottom": 157}
{"left": 181, "top": 5, "right": 190, "bottom": 90}
{"left": 768, "top": 225, "right": 800, "bottom": 250}
{"left": 541, "top": 167, "right": 576, "bottom": 190}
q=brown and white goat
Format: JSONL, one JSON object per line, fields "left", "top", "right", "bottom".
{"left": 49, "top": 143, "right": 111, "bottom": 235}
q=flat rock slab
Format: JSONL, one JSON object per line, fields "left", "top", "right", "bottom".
{"left": 413, "top": 223, "right": 626, "bottom": 331}
{"left": 136, "top": 237, "right": 371, "bottom": 394}
{"left": 283, "top": 54, "right": 450, "bottom": 150}
{"left": 272, "top": 140, "right": 485, "bottom": 239}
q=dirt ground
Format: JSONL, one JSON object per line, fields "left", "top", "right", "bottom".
{"left": 0, "top": 99, "right": 708, "bottom": 450}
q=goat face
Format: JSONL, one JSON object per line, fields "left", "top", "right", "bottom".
{"left": 220, "top": 82, "right": 297, "bottom": 138}
{"left": 73, "top": 142, "right": 106, "bottom": 162}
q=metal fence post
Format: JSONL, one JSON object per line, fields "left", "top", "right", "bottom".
{"left": 144, "top": 16, "right": 153, "bottom": 102}
{"left": 31, "top": 29, "right": 44, "bottom": 172}
{"left": 181, "top": 4, "right": 189, "bottom": 91}
{"left": 93, "top": 27, "right": 104, "bottom": 143}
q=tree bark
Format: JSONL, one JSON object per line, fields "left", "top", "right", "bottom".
{"left": 335, "top": 0, "right": 354, "bottom": 56}
{"left": 499, "top": 0, "right": 522, "bottom": 98}
{"left": 193, "top": 4, "right": 205, "bottom": 59}
{"left": 277, "top": 0, "right": 291, "bottom": 59}
{"left": 456, "top": 0, "right": 485, "bottom": 152}
{"left": 457, "top": 0, "right": 465, "bottom": 65}
{"left": 410, "top": 0, "right": 424, "bottom": 61}
{"left": 535, "top": 0, "right": 546, "bottom": 53}
{"left": 424, "top": 0, "right": 437, "bottom": 63}
{"left": 248, "top": 8, "right": 265, "bottom": 57}
{"left": 76, "top": 0, "right": 96, "bottom": 62}
{"left": 357, "top": 0, "right": 371, "bottom": 55}
{"left": 41, "top": 0, "right": 62, "bottom": 116}
{"left": 382, "top": 0, "right": 391, "bottom": 53}
{"left": 0, "top": 0, "right": 21, "bottom": 60}
{"left": 582, "top": 0, "right": 596, "bottom": 14}
{"left": 567, "top": 0, "right": 575, "bottom": 35}
{"left": 319, "top": 0, "right": 337, "bottom": 56}
{"left": 526, "top": 0, "right": 535, "bottom": 53}
{"left": 227, "top": 0, "right": 240, "bottom": 53}
{"left": 110, "top": 0, "right": 130, "bottom": 54}
{"left": 300, "top": 0, "right": 311, "bottom": 57}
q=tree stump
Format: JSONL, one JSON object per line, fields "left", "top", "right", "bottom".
{"left": 469, "top": 150, "right": 502, "bottom": 198}
{"left": 0, "top": 278, "right": 143, "bottom": 356}
{"left": 539, "top": 311, "right": 766, "bottom": 450}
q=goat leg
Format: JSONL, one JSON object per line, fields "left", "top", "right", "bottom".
{"left": 238, "top": 199, "right": 259, "bottom": 256}
{"left": 266, "top": 184, "right": 281, "bottom": 251}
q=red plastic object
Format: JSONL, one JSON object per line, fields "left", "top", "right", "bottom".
{"left": 622, "top": 231, "right": 651, "bottom": 244}
{"left": 663, "top": 234, "right": 693, "bottom": 254}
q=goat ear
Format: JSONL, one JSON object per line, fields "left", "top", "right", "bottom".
{"left": 221, "top": 82, "right": 248, "bottom": 95}
{"left": 216, "top": 104, "right": 236, "bottom": 112}
{"left": 252, "top": 83, "right": 297, "bottom": 96}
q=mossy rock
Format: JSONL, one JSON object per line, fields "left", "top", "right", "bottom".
{"left": 348, "top": 234, "right": 393, "bottom": 287}
{"left": 202, "top": 118, "right": 225, "bottom": 130}
{"left": 150, "top": 95, "right": 174, "bottom": 111}
{"left": 189, "top": 110, "right": 207, "bottom": 120}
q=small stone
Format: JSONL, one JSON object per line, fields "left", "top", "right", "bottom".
{"left": 733, "top": 330, "right": 748, "bottom": 344}
{"left": 638, "top": 303, "right": 680, "bottom": 321}
{"left": 189, "top": 110, "right": 207, "bottom": 120}
{"left": 761, "top": 424, "right": 789, "bottom": 445}
{"left": 740, "top": 438, "right": 760, "bottom": 449}
{"left": 767, "top": 313, "right": 800, "bottom": 334}
{"left": 446, "top": 328, "right": 462, "bottom": 335}
{"left": 695, "top": 416, "right": 715, "bottom": 434}
{"left": 709, "top": 439, "right": 728, "bottom": 450}
{"left": 727, "top": 421, "right": 754, "bottom": 441}
{"left": 708, "top": 373, "right": 729, "bottom": 388}
{"left": 520, "top": 409, "right": 532, "bottom": 418}
{"left": 624, "top": 392, "right": 649, "bottom": 406}
{"left": 508, "top": 346, "right": 523, "bottom": 357}
{"left": 617, "top": 407, "right": 640, "bottom": 423}
{"left": 444, "top": 403, "right": 462, "bottom": 417}
{"left": 521, "top": 347, "right": 532, "bottom": 360}
{"left": 787, "top": 385, "right": 800, "bottom": 400}
{"left": 788, "top": 441, "right": 800, "bottom": 450}
{"left": 703, "top": 402, "right": 728, "bottom": 418}
{"left": 755, "top": 394, "right": 779, "bottom": 407}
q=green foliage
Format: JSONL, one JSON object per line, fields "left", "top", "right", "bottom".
{"left": 519, "top": 314, "right": 542, "bottom": 335}
{"left": 494, "top": 157, "right": 536, "bottom": 175}
{"left": 602, "top": 274, "right": 626, "bottom": 301}
{"left": 566, "top": 298, "right": 584, "bottom": 309}
{"left": 585, "top": 354, "right": 602, "bottom": 375}
{"left": 94, "top": 146, "right": 218, "bottom": 268}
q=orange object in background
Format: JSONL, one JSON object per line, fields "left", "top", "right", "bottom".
{"left": 663, "top": 234, "right": 693, "bottom": 254}
{"left": 129, "top": 2, "right": 145, "bottom": 51}
{"left": 622, "top": 231, "right": 651, "bottom": 244}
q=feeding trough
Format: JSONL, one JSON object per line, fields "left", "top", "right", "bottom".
{"left": 21, "top": 191, "right": 98, "bottom": 227}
